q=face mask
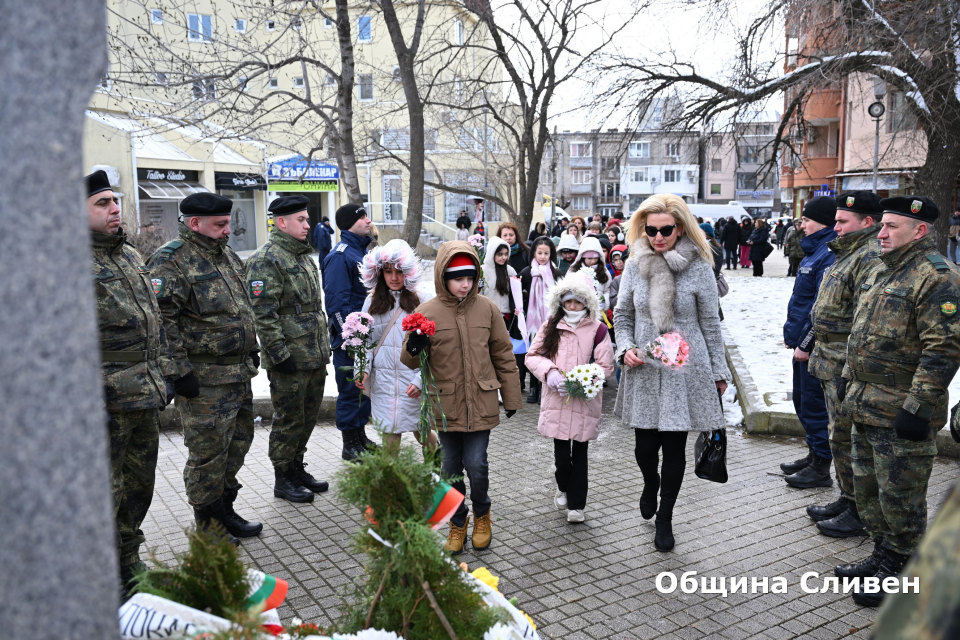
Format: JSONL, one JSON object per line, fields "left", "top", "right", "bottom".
{"left": 564, "top": 308, "right": 587, "bottom": 326}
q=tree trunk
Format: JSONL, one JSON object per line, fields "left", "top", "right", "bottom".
{"left": 915, "top": 128, "right": 960, "bottom": 254}
{"left": 335, "top": 0, "right": 363, "bottom": 205}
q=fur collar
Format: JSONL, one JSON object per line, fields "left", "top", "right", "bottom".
{"left": 632, "top": 235, "right": 701, "bottom": 333}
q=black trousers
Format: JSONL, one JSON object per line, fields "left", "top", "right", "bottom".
{"left": 554, "top": 439, "right": 589, "bottom": 510}
{"left": 753, "top": 260, "right": 764, "bottom": 277}
{"left": 634, "top": 430, "right": 689, "bottom": 519}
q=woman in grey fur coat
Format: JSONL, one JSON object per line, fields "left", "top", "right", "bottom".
{"left": 614, "top": 194, "right": 731, "bottom": 552}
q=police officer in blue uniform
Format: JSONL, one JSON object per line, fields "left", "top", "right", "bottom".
{"left": 323, "top": 203, "right": 378, "bottom": 460}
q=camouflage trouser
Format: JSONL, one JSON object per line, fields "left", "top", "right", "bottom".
{"left": 110, "top": 409, "right": 160, "bottom": 566}
{"left": 852, "top": 422, "right": 938, "bottom": 556}
{"left": 267, "top": 367, "right": 326, "bottom": 471}
{"left": 822, "top": 378, "right": 854, "bottom": 500}
{"left": 177, "top": 382, "right": 254, "bottom": 507}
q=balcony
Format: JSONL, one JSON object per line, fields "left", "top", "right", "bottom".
{"left": 803, "top": 89, "right": 841, "bottom": 124}
{"left": 569, "top": 156, "right": 593, "bottom": 168}
{"left": 596, "top": 196, "right": 622, "bottom": 205}
{"left": 787, "top": 156, "right": 839, "bottom": 186}
{"left": 570, "top": 183, "right": 592, "bottom": 194}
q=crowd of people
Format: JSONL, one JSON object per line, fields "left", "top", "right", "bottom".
{"left": 90, "top": 162, "right": 960, "bottom": 618}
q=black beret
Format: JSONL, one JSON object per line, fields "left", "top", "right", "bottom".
{"left": 86, "top": 170, "right": 112, "bottom": 198}
{"left": 180, "top": 192, "right": 233, "bottom": 216}
{"left": 837, "top": 190, "right": 884, "bottom": 216}
{"left": 268, "top": 195, "right": 310, "bottom": 217}
{"left": 336, "top": 203, "right": 368, "bottom": 231}
{"left": 802, "top": 196, "right": 837, "bottom": 227}
{"left": 880, "top": 195, "right": 940, "bottom": 223}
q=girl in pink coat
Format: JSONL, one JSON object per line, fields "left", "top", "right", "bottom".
{"left": 525, "top": 273, "right": 615, "bottom": 523}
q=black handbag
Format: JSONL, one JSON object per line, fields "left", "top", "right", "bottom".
{"left": 694, "top": 389, "right": 728, "bottom": 483}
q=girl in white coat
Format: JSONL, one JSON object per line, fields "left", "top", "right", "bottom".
{"left": 356, "top": 239, "right": 437, "bottom": 452}
{"left": 568, "top": 235, "right": 611, "bottom": 311}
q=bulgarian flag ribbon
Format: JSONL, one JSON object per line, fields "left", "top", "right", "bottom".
{"left": 426, "top": 475, "right": 464, "bottom": 530}
{"left": 245, "top": 569, "right": 288, "bottom": 612}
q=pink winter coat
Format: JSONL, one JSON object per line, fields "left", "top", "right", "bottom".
{"left": 525, "top": 317, "right": 615, "bottom": 442}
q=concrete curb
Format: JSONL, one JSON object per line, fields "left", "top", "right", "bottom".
{"left": 158, "top": 395, "right": 338, "bottom": 431}
{"left": 724, "top": 341, "right": 959, "bottom": 459}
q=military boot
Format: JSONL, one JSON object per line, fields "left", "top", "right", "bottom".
{"left": 852, "top": 548, "right": 910, "bottom": 607}
{"left": 817, "top": 504, "right": 867, "bottom": 538}
{"left": 358, "top": 427, "right": 381, "bottom": 452}
{"left": 119, "top": 560, "right": 147, "bottom": 601}
{"left": 273, "top": 467, "right": 315, "bottom": 503}
{"left": 472, "top": 510, "right": 492, "bottom": 550}
{"left": 836, "top": 540, "right": 884, "bottom": 579}
{"left": 221, "top": 486, "right": 263, "bottom": 538}
{"left": 784, "top": 453, "right": 833, "bottom": 488}
{"left": 445, "top": 516, "right": 469, "bottom": 555}
{"left": 807, "top": 496, "right": 849, "bottom": 522}
{"left": 341, "top": 430, "right": 364, "bottom": 462}
{"left": 292, "top": 460, "right": 329, "bottom": 493}
{"left": 780, "top": 446, "right": 813, "bottom": 474}
{"left": 194, "top": 499, "right": 239, "bottom": 546}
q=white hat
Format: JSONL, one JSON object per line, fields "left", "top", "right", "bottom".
{"left": 557, "top": 233, "right": 580, "bottom": 252}
{"left": 576, "top": 236, "right": 604, "bottom": 262}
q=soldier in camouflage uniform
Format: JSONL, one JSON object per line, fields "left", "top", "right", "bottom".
{"left": 86, "top": 170, "right": 175, "bottom": 595}
{"left": 246, "top": 196, "right": 332, "bottom": 504}
{"left": 133, "top": 222, "right": 164, "bottom": 260}
{"left": 784, "top": 219, "right": 805, "bottom": 277}
{"left": 871, "top": 481, "right": 960, "bottom": 639}
{"left": 835, "top": 195, "right": 960, "bottom": 608}
{"left": 147, "top": 192, "right": 262, "bottom": 543}
{"left": 806, "top": 191, "right": 883, "bottom": 538}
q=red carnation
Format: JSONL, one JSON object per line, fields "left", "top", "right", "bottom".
{"left": 402, "top": 313, "right": 436, "bottom": 337}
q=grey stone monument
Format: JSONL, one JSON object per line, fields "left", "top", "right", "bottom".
{"left": 0, "top": 1, "right": 119, "bottom": 637}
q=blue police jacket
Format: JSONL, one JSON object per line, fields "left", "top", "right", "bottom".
{"left": 784, "top": 225, "right": 837, "bottom": 349}
{"left": 313, "top": 222, "right": 332, "bottom": 252}
{"left": 323, "top": 230, "right": 371, "bottom": 349}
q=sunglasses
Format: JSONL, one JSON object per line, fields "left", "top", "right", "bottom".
{"left": 645, "top": 224, "right": 677, "bottom": 238}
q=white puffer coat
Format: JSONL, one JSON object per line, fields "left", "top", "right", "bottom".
{"left": 362, "top": 291, "right": 430, "bottom": 434}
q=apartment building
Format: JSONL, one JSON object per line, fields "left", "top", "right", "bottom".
{"left": 703, "top": 116, "right": 782, "bottom": 217}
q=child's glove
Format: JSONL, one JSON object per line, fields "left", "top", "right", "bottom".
{"left": 406, "top": 332, "right": 430, "bottom": 356}
{"left": 546, "top": 370, "right": 564, "bottom": 391}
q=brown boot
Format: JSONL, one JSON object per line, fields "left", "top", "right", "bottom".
{"left": 472, "top": 510, "right": 492, "bottom": 550}
{"left": 444, "top": 515, "right": 469, "bottom": 554}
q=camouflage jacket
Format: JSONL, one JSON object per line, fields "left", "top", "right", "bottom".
{"left": 245, "top": 228, "right": 331, "bottom": 370}
{"left": 785, "top": 228, "right": 805, "bottom": 259}
{"left": 146, "top": 224, "right": 259, "bottom": 386}
{"left": 841, "top": 234, "right": 960, "bottom": 428}
{"left": 92, "top": 229, "right": 175, "bottom": 412}
{"left": 808, "top": 224, "right": 881, "bottom": 381}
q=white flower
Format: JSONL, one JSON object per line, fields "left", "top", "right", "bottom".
{"left": 483, "top": 623, "right": 513, "bottom": 640}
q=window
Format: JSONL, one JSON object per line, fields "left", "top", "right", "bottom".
{"left": 234, "top": 19, "right": 246, "bottom": 33}
{"left": 600, "top": 182, "right": 620, "bottom": 198}
{"left": 738, "top": 145, "right": 759, "bottom": 163}
{"left": 665, "top": 142, "right": 680, "bottom": 157}
{"left": 150, "top": 9, "right": 163, "bottom": 24}
{"left": 652, "top": 105, "right": 663, "bottom": 123}
{"left": 192, "top": 80, "right": 215, "bottom": 100}
{"left": 710, "top": 184, "right": 721, "bottom": 195}
{"left": 600, "top": 157, "right": 620, "bottom": 172}
{"left": 99, "top": 73, "right": 111, "bottom": 91}
{"left": 325, "top": 74, "right": 336, "bottom": 87}
{"left": 454, "top": 19, "right": 464, "bottom": 45}
{"left": 380, "top": 128, "right": 410, "bottom": 150}
{"left": 711, "top": 136, "right": 722, "bottom": 148}
{"left": 383, "top": 174, "right": 403, "bottom": 221}
{"left": 268, "top": 78, "right": 278, "bottom": 89}
{"left": 324, "top": 17, "right": 334, "bottom": 28}
{"left": 631, "top": 168, "right": 647, "bottom": 182}
{"left": 454, "top": 76, "right": 463, "bottom": 102}
{"left": 294, "top": 77, "right": 304, "bottom": 88}
{"left": 628, "top": 141, "right": 650, "bottom": 158}
{"left": 663, "top": 170, "right": 680, "bottom": 183}
{"left": 736, "top": 172, "right": 775, "bottom": 190}
{"left": 237, "top": 77, "right": 247, "bottom": 91}
{"left": 155, "top": 71, "right": 167, "bottom": 84}
{"left": 570, "top": 142, "right": 592, "bottom": 157}
{"left": 572, "top": 196, "right": 589, "bottom": 210}
{"left": 423, "top": 171, "right": 435, "bottom": 217}
{"left": 758, "top": 124, "right": 774, "bottom": 135}
{"left": 266, "top": 19, "right": 276, "bottom": 31}
{"left": 187, "top": 13, "right": 213, "bottom": 42}
{"left": 571, "top": 170, "right": 592, "bottom": 185}
{"left": 358, "top": 16, "right": 372, "bottom": 42}
{"left": 391, "top": 66, "right": 401, "bottom": 82}
{"left": 889, "top": 91, "right": 917, "bottom": 132}
{"left": 358, "top": 74, "right": 373, "bottom": 101}
{"left": 711, "top": 158, "right": 722, "bottom": 172}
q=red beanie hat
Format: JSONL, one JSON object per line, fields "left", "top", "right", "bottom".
{"left": 444, "top": 254, "right": 477, "bottom": 280}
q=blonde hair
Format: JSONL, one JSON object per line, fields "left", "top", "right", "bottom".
{"left": 625, "top": 194, "right": 713, "bottom": 263}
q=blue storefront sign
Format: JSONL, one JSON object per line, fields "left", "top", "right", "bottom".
{"left": 267, "top": 155, "right": 339, "bottom": 181}
{"left": 813, "top": 183, "right": 835, "bottom": 197}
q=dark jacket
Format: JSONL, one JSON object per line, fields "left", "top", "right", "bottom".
{"left": 739, "top": 222, "right": 754, "bottom": 245}
{"left": 508, "top": 245, "right": 529, "bottom": 275}
{"left": 783, "top": 226, "right": 838, "bottom": 349}
{"left": 720, "top": 221, "right": 740, "bottom": 250}
{"left": 551, "top": 223, "right": 567, "bottom": 237}
{"left": 322, "top": 230, "right": 372, "bottom": 349}
{"left": 313, "top": 222, "right": 332, "bottom": 253}
{"left": 455, "top": 215, "right": 472, "bottom": 231}
{"left": 710, "top": 241, "right": 724, "bottom": 274}
{"left": 748, "top": 226, "right": 771, "bottom": 262}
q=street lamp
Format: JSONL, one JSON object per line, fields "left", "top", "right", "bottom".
{"left": 868, "top": 77, "right": 887, "bottom": 194}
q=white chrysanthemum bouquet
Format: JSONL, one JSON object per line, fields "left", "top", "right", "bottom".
{"left": 562, "top": 363, "right": 606, "bottom": 403}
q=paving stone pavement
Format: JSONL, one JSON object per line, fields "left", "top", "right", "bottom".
{"left": 144, "top": 385, "right": 958, "bottom": 639}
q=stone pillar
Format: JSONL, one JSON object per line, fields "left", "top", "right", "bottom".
{"left": 0, "top": 1, "right": 119, "bottom": 638}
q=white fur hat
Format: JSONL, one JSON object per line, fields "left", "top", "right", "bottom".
{"left": 557, "top": 233, "right": 580, "bottom": 252}
{"left": 576, "top": 236, "right": 604, "bottom": 262}
{"left": 359, "top": 238, "right": 422, "bottom": 291}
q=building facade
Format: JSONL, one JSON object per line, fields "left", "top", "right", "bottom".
{"left": 703, "top": 117, "right": 781, "bottom": 217}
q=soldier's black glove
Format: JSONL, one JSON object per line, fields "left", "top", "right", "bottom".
{"left": 272, "top": 357, "right": 297, "bottom": 374}
{"left": 894, "top": 408, "right": 931, "bottom": 442}
{"left": 406, "top": 332, "right": 430, "bottom": 356}
{"left": 173, "top": 372, "right": 201, "bottom": 399}
{"left": 836, "top": 377, "right": 847, "bottom": 402}
{"left": 250, "top": 351, "right": 261, "bottom": 369}
{"left": 164, "top": 379, "right": 176, "bottom": 404}
{"left": 505, "top": 410, "right": 516, "bottom": 419}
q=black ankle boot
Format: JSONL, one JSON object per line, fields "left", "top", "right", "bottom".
{"left": 342, "top": 429, "right": 364, "bottom": 462}
{"left": 358, "top": 428, "right": 380, "bottom": 451}
{"left": 817, "top": 505, "right": 867, "bottom": 538}
{"left": 274, "top": 467, "right": 315, "bottom": 503}
{"left": 836, "top": 540, "right": 884, "bottom": 578}
{"left": 639, "top": 479, "right": 659, "bottom": 520}
{"left": 852, "top": 548, "right": 910, "bottom": 607}
{"left": 526, "top": 382, "right": 541, "bottom": 404}
{"left": 221, "top": 486, "right": 263, "bottom": 538}
{"left": 292, "top": 460, "right": 329, "bottom": 493}
{"left": 194, "top": 498, "right": 239, "bottom": 546}
{"left": 780, "top": 446, "right": 813, "bottom": 474}
{"left": 785, "top": 453, "right": 834, "bottom": 488}
{"left": 654, "top": 517, "right": 675, "bottom": 551}
{"left": 807, "top": 496, "right": 849, "bottom": 522}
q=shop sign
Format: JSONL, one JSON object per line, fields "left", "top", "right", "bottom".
{"left": 215, "top": 172, "right": 267, "bottom": 190}
{"left": 138, "top": 168, "right": 199, "bottom": 182}
{"left": 735, "top": 190, "right": 775, "bottom": 200}
{"left": 267, "top": 155, "right": 339, "bottom": 181}
{"left": 269, "top": 180, "right": 339, "bottom": 192}
{"left": 813, "top": 183, "right": 835, "bottom": 197}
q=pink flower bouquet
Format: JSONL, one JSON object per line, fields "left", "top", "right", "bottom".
{"left": 641, "top": 331, "right": 690, "bottom": 369}
{"left": 339, "top": 311, "right": 376, "bottom": 406}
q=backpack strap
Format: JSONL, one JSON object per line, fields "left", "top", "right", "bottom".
{"left": 594, "top": 322, "right": 608, "bottom": 347}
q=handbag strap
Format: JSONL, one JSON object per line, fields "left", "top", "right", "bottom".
{"left": 371, "top": 304, "right": 406, "bottom": 362}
